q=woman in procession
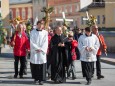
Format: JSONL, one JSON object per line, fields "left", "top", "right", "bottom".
{"left": 65, "top": 31, "right": 78, "bottom": 80}
{"left": 11, "top": 24, "right": 30, "bottom": 78}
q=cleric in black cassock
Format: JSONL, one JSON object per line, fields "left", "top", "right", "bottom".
{"left": 50, "top": 27, "right": 67, "bottom": 83}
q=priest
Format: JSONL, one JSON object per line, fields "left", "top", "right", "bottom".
{"left": 50, "top": 26, "right": 67, "bottom": 83}
{"left": 30, "top": 21, "right": 48, "bottom": 85}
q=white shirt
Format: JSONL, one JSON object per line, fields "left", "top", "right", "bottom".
{"left": 30, "top": 29, "right": 48, "bottom": 64}
{"left": 78, "top": 34, "right": 100, "bottom": 62}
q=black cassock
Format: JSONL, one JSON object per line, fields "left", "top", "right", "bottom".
{"left": 50, "top": 34, "right": 67, "bottom": 83}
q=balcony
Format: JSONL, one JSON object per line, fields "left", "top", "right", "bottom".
{"left": 88, "top": 2, "right": 105, "bottom": 8}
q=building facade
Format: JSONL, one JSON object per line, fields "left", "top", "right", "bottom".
{"left": 79, "top": 0, "right": 115, "bottom": 29}
{"left": 105, "top": 0, "right": 115, "bottom": 28}
{"left": 32, "top": 0, "right": 46, "bottom": 22}
{"left": 10, "top": 0, "right": 33, "bottom": 22}
{"left": 48, "top": 0, "right": 80, "bottom": 28}
{"left": 1, "top": 0, "right": 9, "bottom": 27}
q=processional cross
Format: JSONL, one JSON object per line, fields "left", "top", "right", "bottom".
{"left": 83, "top": 11, "right": 97, "bottom": 27}
{"left": 56, "top": 12, "right": 73, "bottom": 24}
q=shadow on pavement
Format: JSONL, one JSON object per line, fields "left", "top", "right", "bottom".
{"left": 0, "top": 80, "right": 34, "bottom": 85}
{"left": 0, "top": 79, "right": 82, "bottom": 85}
{"left": 0, "top": 53, "right": 13, "bottom": 58}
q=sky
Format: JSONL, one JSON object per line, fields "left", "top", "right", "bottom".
{"left": 9, "top": 0, "right": 31, "bottom": 4}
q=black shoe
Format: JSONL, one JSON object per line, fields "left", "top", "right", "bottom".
{"left": 86, "top": 80, "right": 91, "bottom": 85}
{"left": 47, "top": 75, "right": 51, "bottom": 79}
{"left": 83, "top": 75, "right": 86, "bottom": 77}
{"left": 34, "top": 80, "right": 39, "bottom": 84}
{"left": 54, "top": 80, "right": 59, "bottom": 84}
{"left": 19, "top": 75, "right": 23, "bottom": 78}
{"left": 39, "top": 81, "right": 43, "bottom": 85}
{"left": 59, "top": 81, "right": 63, "bottom": 83}
{"left": 97, "top": 75, "right": 104, "bottom": 79}
{"left": 23, "top": 71, "right": 27, "bottom": 75}
{"left": 72, "top": 77, "right": 77, "bottom": 80}
{"left": 92, "top": 75, "right": 94, "bottom": 78}
{"left": 14, "top": 75, "right": 17, "bottom": 78}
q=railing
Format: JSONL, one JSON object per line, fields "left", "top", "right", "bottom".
{"left": 88, "top": 2, "right": 105, "bottom": 8}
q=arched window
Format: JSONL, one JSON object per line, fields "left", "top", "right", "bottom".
{"left": 9, "top": 9, "right": 13, "bottom": 20}
{"left": 70, "top": 5, "right": 72, "bottom": 13}
{"left": 22, "top": 8, "right": 25, "bottom": 19}
{"left": 28, "top": 7, "right": 32, "bottom": 18}
{"left": 16, "top": 8, "right": 19, "bottom": 17}
{"left": 54, "top": 7, "right": 57, "bottom": 14}
{"left": 64, "top": 6, "right": 67, "bottom": 13}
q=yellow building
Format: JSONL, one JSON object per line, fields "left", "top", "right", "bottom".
{"left": 1, "top": 0, "right": 9, "bottom": 27}
{"left": 79, "top": 0, "right": 115, "bottom": 30}
{"left": 105, "top": 0, "right": 115, "bottom": 28}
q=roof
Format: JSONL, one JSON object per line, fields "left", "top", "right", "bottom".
{"left": 79, "top": 7, "right": 88, "bottom": 12}
{"left": 9, "top": 0, "right": 32, "bottom": 5}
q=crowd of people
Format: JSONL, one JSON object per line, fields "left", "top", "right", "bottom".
{"left": 10, "top": 20, "right": 107, "bottom": 85}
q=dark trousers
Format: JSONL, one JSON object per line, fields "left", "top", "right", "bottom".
{"left": 81, "top": 61, "right": 86, "bottom": 77}
{"left": 67, "top": 60, "right": 76, "bottom": 78}
{"left": 93, "top": 55, "right": 101, "bottom": 76}
{"left": 47, "top": 55, "right": 51, "bottom": 76}
{"left": 23, "top": 53, "right": 30, "bottom": 74}
{"left": 14, "top": 56, "right": 26, "bottom": 76}
{"left": 82, "top": 61, "right": 94, "bottom": 81}
{"left": 30, "top": 63, "right": 46, "bottom": 81}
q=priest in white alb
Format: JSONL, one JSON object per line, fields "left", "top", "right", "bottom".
{"left": 30, "top": 21, "right": 48, "bottom": 85}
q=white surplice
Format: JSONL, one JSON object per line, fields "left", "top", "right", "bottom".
{"left": 78, "top": 34, "right": 100, "bottom": 62}
{"left": 30, "top": 29, "right": 48, "bottom": 64}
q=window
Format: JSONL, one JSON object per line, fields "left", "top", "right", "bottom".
{"left": 64, "top": 6, "right": 67, "bottom": 13}
{"left": 16, "top": 8, "right": 19, "bottom": 17}
{"left": 28, "top": 7, "right": 32, "bottom": 18}
{"left": 76, "top": 4, "right": 80, "bottom": 12}
{"left": 70, "top": 5, "right": 72, "bottom": 13}
{"left": 22, "top": 8, "right": 25, "bottom": 19}
{"left": 9, "top": 9, "right": 13, "bottom": 20}
{"left": 54, "top": 7, "right": 57, "bottom": 14}
{"left": 97, "top": 15, "right": 100, "bottom": 24}
{"left": 59, "top": 7, "right": 62, "bottom": 14}
{"left": 102, "top": 15, "right": 105, "bottom": 24}
{"left": 81, "top": 16, "right": 84, "bottom": 25}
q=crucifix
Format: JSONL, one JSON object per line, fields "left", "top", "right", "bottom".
{"left": 56, "top": 12, "right": 73, "bottom": 37}
{"left": 56, "top": 12, "right": 73, "bottom": 24}
{"left": 83, "top": 11, "right": 97, "bottom": 27}
{"left": 83, "top": 11, "right": 90, "bottom": 21}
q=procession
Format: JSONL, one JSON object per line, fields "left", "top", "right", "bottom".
{"left": 0, "top": 0, "right": 115, "bottom": 86}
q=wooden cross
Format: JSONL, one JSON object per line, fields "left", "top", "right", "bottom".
{"left": 56, "top": 12, "right": 73, "bottom": 22}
